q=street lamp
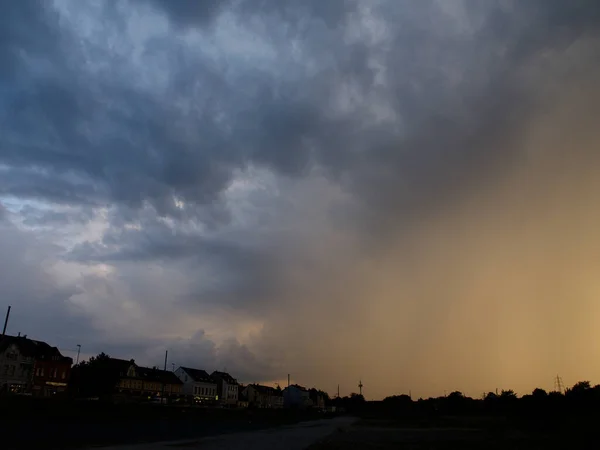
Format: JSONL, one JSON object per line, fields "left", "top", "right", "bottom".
{"left": 76, "top": 344, "right": 81, "bottom": 365}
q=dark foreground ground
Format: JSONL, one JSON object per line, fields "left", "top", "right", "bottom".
{"left": 0, "top": 397, "right": 332, "bottom": 449}
{"left": 308, "top": 415, "right": 600, "bottom": 449}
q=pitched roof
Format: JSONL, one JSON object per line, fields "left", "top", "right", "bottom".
{"left": 0, "top": 335, "right": 73, "bottom": 363}
{"left": 180, "top": 367, "right": 214, "bottom": 383}
{"left": 287, "top": 384, "right": 308, "bottom": 391}
{"left": 137, "top": 367, "right": 183, "bottom": 385}
{"left": 211, "top": 371, "right": 238, "bottom": 385}
{"left": 104, "top": 357, "right": 136, "bottom": 375}
{"left": 249, "top": 384, "right": 281, "bottom": 396}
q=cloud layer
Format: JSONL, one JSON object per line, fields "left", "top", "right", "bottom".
{"left": 1, "top": 0, "right": 600, "bottom": 398}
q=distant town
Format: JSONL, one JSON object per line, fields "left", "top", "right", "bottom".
{"left": 0, "top": 331, "right": 332, "bottom": 410}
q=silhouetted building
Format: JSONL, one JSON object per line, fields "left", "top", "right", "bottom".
{"left": 237, "top": 389, "right": 249, "bottom": 408}
{"left": 211, "top": 371, "right": 239, "bottom": 406}
{"left": 0, "top": 335, "right": 72, "bottom": 396}
{"left": 309, "top": 388, "right": 326, "bottom": 409}
{"left": 175, "top": 366, "right": 218, "bottom": 402}
{"left": 115, "top": 360, "right": 183, "bottom": 399}
{"left": 243, "top": 384, "right": 284, "bottom": 408}
{"left": 283, "top": 384, "right": 312, "bottom": 409}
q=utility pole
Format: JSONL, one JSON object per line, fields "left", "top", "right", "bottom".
{"left": 337, "top": 384, "right": 340, "bottom": 398}
{"left": 2, "top": 305, "right": 11, "bottom": 336}
{"left": 358, "top": 379, "right": 363, "bottom": 397}
{"left": 288, "top": 374, "right": 290, "bottom": 388}
{"left": 161, "top": 350, "right": 168, "bottom": 404}
{"left": 75, "top": 344, "right": 81, "bottom": 365}
{"left": 172, "top": 362, "right": 175, "bottom": 372}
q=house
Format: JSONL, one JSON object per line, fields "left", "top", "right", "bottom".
{"left": 237, "top": 388, "right": 249, "bottom": 408}
{"left": 283, "top": 384, "right": 312, "bottom": 409}
{"left": 0, "top": 335, "right": 36, "bottom": 394}
{"left": 31, "top": 341, "right": 73, "bottom": 396}
{"left": 116, "top": 362, "right": 183, "bottom": 399}
{"left": 309, "top": 388, "right": 326, "bottom": 409}
{"left": 210, "top": 371, "right": 239, "bottom": 406}
{"left": 0, "top": 335, "right": 72, "bottom": 396}
{"left": 138, "top": 366, "right": 183, "bottom": 397}
{"left": 242, "top": 384, "right": 284, "bottom": 409}
{"left": 175, "top": 366, "right": 218, "bottom": 402}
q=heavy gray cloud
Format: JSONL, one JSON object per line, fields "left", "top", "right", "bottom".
{"left": 1, "top": 0, "right": 600, "bottom": 397}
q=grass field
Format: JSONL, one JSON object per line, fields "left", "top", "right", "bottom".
{"left": 307, "top": 415, "right": 600, "bottom": 449}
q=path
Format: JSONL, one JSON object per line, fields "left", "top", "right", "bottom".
{"left": 101, "top": 416, "right": 357, "bottom": 450}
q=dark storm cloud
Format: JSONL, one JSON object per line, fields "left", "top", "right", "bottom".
{"left": 2, "top": 0, "right": 600, "bottom": 224}
{"left": 3, "top": 0, "right": 600, "bottom": 390}
{"left": 145, "top": 0, "right": 228, "bottom": 27}
{"left": 146, "top": 0, "right": 352, "bottom": 29}
{"left": 0, "top": 220, "right": 95, "bottom": 346}
{"left": 19, "top": 205, "right": 95, "bottom": 227}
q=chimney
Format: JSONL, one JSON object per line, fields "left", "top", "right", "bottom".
{"left": 17, "top": 332, "right": 20, "bottom": 337}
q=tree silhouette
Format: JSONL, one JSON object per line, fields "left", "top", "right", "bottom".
{"left": 500, "top": 389, "right": 517, "bottom": 398}
{"left": 532, "top": 388, "right": 548, "bottom": 398}
{"left": 570, "top": 381, "right": 591, "bottom": 394}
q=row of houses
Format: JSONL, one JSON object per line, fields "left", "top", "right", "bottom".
{"left": 0, "top": 334, "right": 73, "bottom": 396}
{"left": 81, "top": 357, "right": 326, "bottom": 408}
{"left": 0, "top": 334, "right": 328, "bottom": 408}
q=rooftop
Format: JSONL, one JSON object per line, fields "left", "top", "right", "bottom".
{"left": 179, "top": 367, "right": 214, "bottom": 383}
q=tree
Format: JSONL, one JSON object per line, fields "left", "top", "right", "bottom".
{"left": 69, "top": 352, "right": 122, "bottom": 399}
{"left": 532, "top": 388, "right": 548, "bottom": 398}
{"left": 484, "top": 392, "right": 498, "bottom": 402}
{"left": 570, "top": 381, "right": 591, "bottom": 394}
{"left": 500, "top": 389, "right": 517, "bottom": 398}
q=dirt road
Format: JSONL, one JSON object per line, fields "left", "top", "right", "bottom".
{"left": 101, "top": 416, "right": 357, "bottom": 450}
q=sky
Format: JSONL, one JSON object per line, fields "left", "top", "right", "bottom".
{"left": 1, "top": 0, "right": 600, "bottom": 400}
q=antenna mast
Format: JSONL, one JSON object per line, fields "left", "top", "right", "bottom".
{"left": 554, "top": 375, "right": 565, "bottom": 394}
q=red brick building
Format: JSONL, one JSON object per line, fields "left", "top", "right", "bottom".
{"left": 32, "top": 342, "right": 73, "bottom": 396}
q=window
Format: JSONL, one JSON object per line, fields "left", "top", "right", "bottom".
{"left": 61, "top": 371, "right": 66, "bottom": 380}
{"left": 6, "top": 352, "right": 17, "bottom": 361}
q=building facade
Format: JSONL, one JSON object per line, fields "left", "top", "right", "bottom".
{"left": 0, "top": 336, "right": 35, "bottom": 394}
{"left": 175, "top": 366, "right": 217, "bottom": 402}
{"left": 0, "top": 335, "right": 72, "bottom": 396}
{"left": 243, "top": 384, "right": 284, "bottom": 408}
{"left": 211, "top": 371, "right": 239, "bottom": 406}
{"left": 32, "top": 343, "right": 72, "bottom": 396}
{"left": 283, "top": 384, "right": 312, "bottom": 409}
{"left": 115, "top": 362, "right": 183, "bottom": 398}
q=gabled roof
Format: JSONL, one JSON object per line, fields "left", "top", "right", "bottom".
{"left": 249, "top": 384, "right": 281, "bottom": 396}
{"left": 179, "top": 367, "right": 214, "bottom": 383}
{"left": 286, "top": 384, "right": 308, "bottom": 392}
{"left": 137, "top": 367, "right": 183, "bottom": 385}
{"left": 101, "top": 358, "right": 136, "bottom": 376}
{"left": 0, "top": 335, "right": 73, "bottom": 364}
{"left": 211, "top": 371, "right": 238, "bottom": 385}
